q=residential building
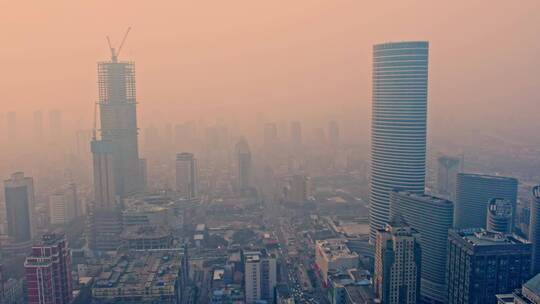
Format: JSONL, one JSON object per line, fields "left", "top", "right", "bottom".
{"left": 24, "top": 233, "right": 73, "bottom": 304}
{"left": 49, "top": 183, "right": 78, "bottom": 225}
{"left": 243, "top": 250, "right": 277, "bottom": 304}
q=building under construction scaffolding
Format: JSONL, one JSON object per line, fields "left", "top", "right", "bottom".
{"left": 87, "top": 30, "right": 141, "bottom": 253}
{"left": 97, "top": 57, "right": 140, "bottom": 197}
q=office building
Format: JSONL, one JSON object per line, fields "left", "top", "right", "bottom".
{"left": 176, "top": 152, "right": 198, "bottom": 199}
{"left": 97, "top": 44, "right": 141, "bottom": 197}
{"left": 369, "top": 41, "right": 429, "bottom": 241}
{"left": 486, "top": 198, "right": 513, "bottom": 234}
{"left": 374, "top": 216, "right": 421, "bottom": 304}
{"left": 446, "top": 229, "right": 531, "bottom": 304}
{"left": 243, "top": 250, "right": 277, "bottom": 304}
{"left": 24, "top": 233, "right": 73, "bottom": 304}
{"left": 389, "top": 190, "right": 453, "bottom": 303}
{"left": 236, "top": 138, "right": 252, "bottom": 192}
{"left": 4, "top": 172, "right": 35, "bottom": 244}
{"left": 436, "top": 155, "right": 461, "bottom": 199}
{"left": 49, "top": 183, "right": 78, "bottom": 225}
{"left": 530, "top": 185, "right": 540, "bottom": 275}
{"left": 315, "top": 239, "right": 359, "bottom": 284}
{"left": 454, "top": 173, "right": 518, "bottom": 229}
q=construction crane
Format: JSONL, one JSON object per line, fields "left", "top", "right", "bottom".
{"left": 107, "top": 27, "right": 131, "bottom": 62}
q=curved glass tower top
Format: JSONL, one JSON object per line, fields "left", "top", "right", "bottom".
{"left": 369, "top": 41, "right": 429, "bottom": 241}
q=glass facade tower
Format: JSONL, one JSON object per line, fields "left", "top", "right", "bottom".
{"left": 369, "top": 41, "right": 429, "bottom": 241}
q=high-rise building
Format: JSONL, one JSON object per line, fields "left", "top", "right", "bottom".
{"left": 446, "top": 229, "right": 531, "bottom": 304}
{"left": 97, "top": 46, "right": 140, "bottom": 197}
{"left": 91, "top": 139, "right": 116, "bottom": 207}
{"left": 243, "top": 250, "right": 277, "bottom": 304}
{"left": 530, "top": 185, "right": 540, "bottom": 275}
{"left": 374, "top": 216, "right": 421, "bottom": 304}
{"left": 389, "top": 190, "right": 453, "bottom": 304}
{"left": 285, "top": 175, "right": 311, "bottom": 203}
{"left": 49, "top": 184, "right": 78, "bottom": 225}
{"left": 24, "top": 233, "right": 73, "bottom": 304}
{"left": 176, "top": 152, "right": 198, "bottom": 200}
{"left": 486, "top": 198, "right": 513, "bottom": 234}
{"left": 4, "top": 172, "right": 35, "bottom": 244}
{"left": 369, "top": 41, "right": 429, "bottom": 241}
{"left": 454, "top": 173, "right": 518, "bottom": 229}
{"left": 328, "top": 120, "right": 340, "bottom": 147}
{"left": 436, "top": 155, "right": 461, "bottom": 199}
{"left": 290, "top": 121, "right": 302, "bottom": 147}
{"left": 236, "top": 138, "right": 252, "bottom": 192}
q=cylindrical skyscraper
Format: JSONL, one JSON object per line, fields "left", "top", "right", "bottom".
{"left": 530, "top": 185, "right": 540, "bottom": 275}
{"left": 486, "top": 198, "right": 513, "bottom": 234}
{"left": 369, "top": 41, "right": 429, "bottom": 241}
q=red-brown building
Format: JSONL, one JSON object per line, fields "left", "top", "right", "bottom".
{"left": 24, "top": 233, "right": 72, "bottom": 304}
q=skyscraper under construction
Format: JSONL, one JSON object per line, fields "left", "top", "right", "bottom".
{"left": 88, "top": 29, "right": 139, "bottom": 251}
{"left": 97, "top": 28, "right": 141, "bottom": 197}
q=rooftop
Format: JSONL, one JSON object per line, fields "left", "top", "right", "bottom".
{"left": 316, "top": 239, "right": 358, "bottom": 260}
{"left": 92, "top": 251, "right": 181, "bottom": 299}
{"left": 455, "top": 229, "right": 529, "bottom": 246}
{"left": 523, "top": 273, "right": 540, "bottom": 299}
{"left": 392, "top": 189, "right": 452, "bottom": 205}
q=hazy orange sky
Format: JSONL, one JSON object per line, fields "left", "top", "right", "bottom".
{"left": 1, "top": 1, "right": 539, "bottom": 138}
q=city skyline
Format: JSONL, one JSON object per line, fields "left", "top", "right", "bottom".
{"left": 0, "top": 3, "right": 540, "bottom": 304}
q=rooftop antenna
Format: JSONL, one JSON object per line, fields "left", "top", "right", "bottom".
{"left": 106, "top": 27, "right": 131, "bottom": 62}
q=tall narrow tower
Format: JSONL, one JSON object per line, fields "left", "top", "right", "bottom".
{"left": 176, "top": 152, "right": 198, "bottom": 200}
{"left": 236, "top": 138, "right": 252, "bottom": 193}
{"left": 369, "top": 41, "right": 429, "bottom": 241}
{"left": 97, "top": 28, "right": 140, "bottom": 197}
